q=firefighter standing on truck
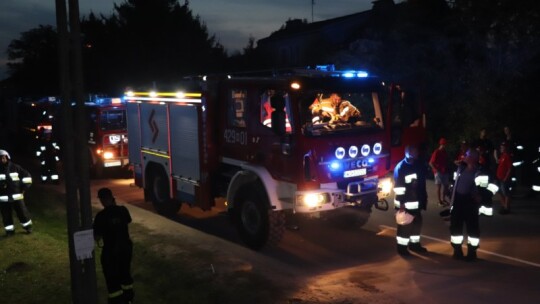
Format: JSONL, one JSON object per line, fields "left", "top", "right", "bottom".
{"left": 394, "top": 144, "right": 428, "bottom": 256}
{"left": 0, "top": 149, "right": 33, "bottom": 235}
{"left": 35, "top": 127, "right": 60, "bottom": 184}
{"left": 93, "top": 187, "right": 134, "bottom": 304}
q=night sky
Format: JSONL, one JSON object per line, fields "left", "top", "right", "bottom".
{"left": 0, "top": 0, "right": 376, "bottom": 80}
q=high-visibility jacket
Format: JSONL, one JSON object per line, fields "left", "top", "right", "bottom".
{"left": 0, "top": 162, "right": 32, "bottom": 203}
{"left": 393, "top": 157, "right": 427, "bottom": 211}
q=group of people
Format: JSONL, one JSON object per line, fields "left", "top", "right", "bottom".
{"left": 393, "top": 126, "right": 516, "bottom": 261}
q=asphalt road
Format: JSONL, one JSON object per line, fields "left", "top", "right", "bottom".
{"left": 17, "top": 154, "right": 540, "bottom": 303}
{"left": 85, "top": 168, "right": 540, "bottom": 304}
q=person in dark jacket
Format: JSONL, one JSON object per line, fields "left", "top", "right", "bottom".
{"left": 0, "top": 149, "right": 33, "bottom": 235}
{"left": 394, "top": 144, "right": 428, "bottom": 256}
{"left": 93, "top": 187, "right": 134, "bottom": 304}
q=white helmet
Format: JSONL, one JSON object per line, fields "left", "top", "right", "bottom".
{"left": 395, "top": 210, "right": 414, "bottom": 225}
{"left": 0, "top": 149, "right": 10, "bottom": 160}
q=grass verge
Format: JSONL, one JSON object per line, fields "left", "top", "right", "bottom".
{"left": 0, "top": 185, "right": 283, "bottom": 304}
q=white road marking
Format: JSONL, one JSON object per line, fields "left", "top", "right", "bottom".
{"left": 379, "top": 225, "right": 540, "bottom": 268}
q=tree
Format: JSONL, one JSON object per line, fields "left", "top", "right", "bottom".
{"left": 6, "top": 25, "right": 59, "bottom": 96}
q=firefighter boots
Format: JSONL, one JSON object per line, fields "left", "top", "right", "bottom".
{"left": 466, "top": 244, "right": 478, "bottom": 261}
{"left": 452, "top": 244, "right": 464, "bottom": 260}
{"left": 409, "top": 243, "right": 428, "bottom": 253}
{"left": 397, "top": 244, "right": 410, "bottom": 256}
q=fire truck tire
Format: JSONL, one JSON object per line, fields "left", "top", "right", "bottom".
{"left": 234, "top": 183, "right": 285, "bottom": 250}
{"left": 146, "top": 166, "right": 181, "bottom": 216}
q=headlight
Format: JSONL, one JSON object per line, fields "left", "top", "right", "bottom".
{"left": 379, "top": 179, "right": 393, "bottom": 195}
{"left": 349, "top": 145, "right": 358, "bottom": 158}
{"left": 361, "top": 144, "right": 370, "bottom": 156}
{"left": 103, "top": 151, "right": 114, "bottom": 159}
{"left": 335, "top": 147, "right": 346, "bottom": 159}
{"left": 373, "top": 142, "right": 382, "bottom": 155}
{"left": 297, "top": 193, "right": 329, "bottom": 208}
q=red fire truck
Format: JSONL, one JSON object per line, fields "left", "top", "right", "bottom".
{"left": 125, "top": 67, "right": 424, "bottom": 249}
{"left": 84, "top": 97, "right": 129, "bottom": 177}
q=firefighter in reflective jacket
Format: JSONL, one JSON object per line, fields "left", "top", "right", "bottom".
{"left": 476, "top": 156, "right": 499, "bottom": 217}
{"left": 0, "top": 149, "right": 33, "bottom": 235}
{"left": 449, "top": 149, "right": 497, "bottom": 261}
{"left": 394, "top": 144, "right": 428, "bottom": 256}
{"left": 35, "top": 128, "right": 60, "bottom": 184}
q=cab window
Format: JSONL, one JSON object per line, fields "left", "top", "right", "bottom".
{"left": 259, "top": 90, "right": 292, "bottom": 133}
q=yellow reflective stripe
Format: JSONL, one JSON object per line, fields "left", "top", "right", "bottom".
{"left": 9, "top": 173, "right": 20, "bottom": 181}
{"left": 0, "top": 196, "right": 8, "bottom": 202}
{"left": 404, "top": 201, "right": 419, "bottom": 209}
{"left": 410, "top": 235, "right": 421, "bottom": 243}
{"left": 396, "top": 236, "right": 409, "bottom": 245}
{"left": 108, "top": 290, "right": 123, "bottom": 298}
{"left": 0, "top": 174, "right": 5, "bottom": 180}
{"left": 21, "top": 220, "right": 32, "bottom": 227}
{"left": 22, "top": 177, "right": 32, "bottom": 184}
{"left": 394, "top": 187, "right": 406, "bottom": 195}
{"left": 451, "top": 235, "right": 463, "bottom": 244}
{"left": 121, "top": 284, "right": 133, "bottom": 290}
{"left": 475, "top": 175, "right": 489, "bottom": 187}
{"left": 468, "top": 237, "right": 480, "bottom": 246}
{"left": 394, "top": 200, "right": 400, "bottom": 208}
{"left": 12, "top": 193, "right": 24, "bottom": 200}
{"left": 487, "top": 183, "right": 499, "bottom": 194}
{"left": 5, "top": 225, "right": 15, "bottom": 231}
{"left": 405, "top": 173, "right": 417, "bottom": 183}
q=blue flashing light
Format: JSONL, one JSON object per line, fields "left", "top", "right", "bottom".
{"left": 342, "top": 72, "right": 355, "bottom": 78}
{"left": 368, "top": 157, "right": 375, "bottom": 164}
{"left": 357, "top": 71, "right": 369, "bottom": 78}
{"left": 329, "top": 161, "right": 342, "bottom": 171}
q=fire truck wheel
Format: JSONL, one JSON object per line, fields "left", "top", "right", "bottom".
{"left": 234, "top": 184, "right": 285, "bottom": 250}
{"left": 146, "top": 167, "right": 181, "bottom": 216}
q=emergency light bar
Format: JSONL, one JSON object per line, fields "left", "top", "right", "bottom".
{"left": 124, "top": 91, "right": 202, "bottom": 104}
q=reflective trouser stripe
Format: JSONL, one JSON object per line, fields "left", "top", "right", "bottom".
{"left": 108, "top": 290, "right": 123, "bottom": 298}
{"left": 0, "top": 174, "right": 5, "bottom": 180}
{"left": 22, "top": 220, "right": 32, "bottom": 227}
{"left": 121, "top": 284, "right": 133, "bottom": 290}
{"left": 394, "top": 200, "right": 400, "bottom": 209}
{"left": 468, "top": 237, "right": 480, "bottom": 247}
{"left": 1, "top": 194, "right": 24, "bottom": 201}
{"left": 42, "top": 176, "right": 48, "bottom": 181}
{"left": 451, "top": 235, "right": 464, "bottom": 245}
{"left": 396, "top": 236, "right": 409, "bottom": 245}
{"left": 5, "top": 225, "right": 15, "bottom": 231}
{"left": 394, "top": 187, "right": 406, "bottom": 195}
{"left": 533, "top": 185, "right": 540, "bottom": 192}
{"left": 404, "top": 201, "right": 419, "bottom": 209}
{"left": 51, "top": 175, "right": 59, "bottom": 180}
{"left": 479, "top": 206, "right": 493, "bottom": 216}
{"left": 487, "top": 183, "right": 499, "bottom": 194}
{"left": 410, "top": 235, "right": 421, "bottom": 243}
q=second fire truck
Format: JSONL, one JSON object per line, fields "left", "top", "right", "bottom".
{"left": 126, "top": 67, "right": 425, "bottom": 249}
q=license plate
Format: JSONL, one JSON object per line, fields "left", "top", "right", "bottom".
{"left": 104, "top": 161, "right": 121, "bottom": 167}
{"left": 343, "top": 168, "right": 366, "bottom": 178}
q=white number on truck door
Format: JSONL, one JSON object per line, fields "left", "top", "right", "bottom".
{"left": 224, "top": 129, "right": 247, "bottom": 145}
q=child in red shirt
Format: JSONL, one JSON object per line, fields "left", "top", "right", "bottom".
{"left": 496, "top": 142, "right": 513, "bottom": 214}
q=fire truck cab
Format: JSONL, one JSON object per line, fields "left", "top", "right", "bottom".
{"left": 126, "top": 67, "right": 400, "bottom": 249}
{"left": 84, "top": 97, "right": 129, "bottom": 177}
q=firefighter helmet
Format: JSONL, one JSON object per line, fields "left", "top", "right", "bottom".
{"left": 0, "top": 149, "right": 10, "bottom": 160}
{"left": 395, "top": 210, "right": 414, "bottom": 225}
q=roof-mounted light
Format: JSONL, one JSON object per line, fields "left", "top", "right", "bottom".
{"left": 291, "top": 82, "right": 301, "bottom": 90}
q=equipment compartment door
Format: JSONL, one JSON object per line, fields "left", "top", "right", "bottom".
{"left": 169, "top": 105, "right": 200, "bottom": 181}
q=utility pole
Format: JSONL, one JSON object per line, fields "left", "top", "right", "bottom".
{"left": 55, "top": 0, "right": 97, "bottom": 303}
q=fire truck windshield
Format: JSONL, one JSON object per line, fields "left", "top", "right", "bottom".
{"left": 100, "top": 110, "right": 127, "bottom": 131}
{"left": 301, "top": 91, "right": 384, "bottom": 136}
